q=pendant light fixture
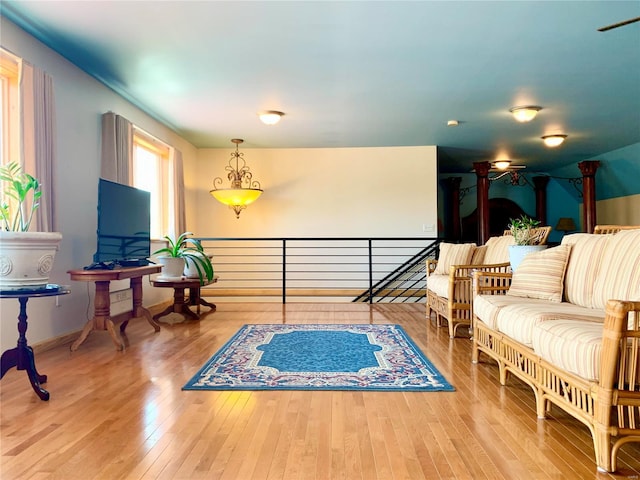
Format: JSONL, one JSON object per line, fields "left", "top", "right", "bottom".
{"left": 210, "top": 139, "right": 263, "bottom": 219}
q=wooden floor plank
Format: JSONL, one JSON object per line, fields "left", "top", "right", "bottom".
{"left": 1, "top": 302, "right": 639, "bottom": 479}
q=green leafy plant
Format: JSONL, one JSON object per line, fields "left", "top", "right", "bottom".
{"left": 153, "top": 232, "right": 214, "bottom": 284}
{"left": 508, "top": 215, "right": 542, "bottom": 245}
{"left": 0, "top": 162, "right": 41, "bottom": 232}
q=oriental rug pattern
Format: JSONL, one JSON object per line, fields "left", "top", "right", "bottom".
{"left": 183, "top": 324, "right": 454, "bottom": 392}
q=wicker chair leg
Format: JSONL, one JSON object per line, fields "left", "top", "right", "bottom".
{"left": 499, "top": 363, "right": 509, "bottom": 386}
{"left": 535, "top": 390, "right": 547, "bottom": 419}
{"left": 593, "top": 427, "right": 613, "bottom": 473}
{"left": 471, "top": 341, "right": 480, "bottom": 364}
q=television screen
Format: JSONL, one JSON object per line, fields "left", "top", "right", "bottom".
{"left": 93, "top": 178, "right": 151, "bottom": 265}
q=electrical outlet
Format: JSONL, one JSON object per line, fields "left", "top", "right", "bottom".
{"left": 422, "top": 223, "right": 435, "bottom": 233}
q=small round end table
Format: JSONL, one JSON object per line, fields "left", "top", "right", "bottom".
{"left": 0, "top": 284, "right": 70, "bottom": 401}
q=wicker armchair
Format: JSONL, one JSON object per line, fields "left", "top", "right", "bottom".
{"left": 594, "top": 224, "right": 640, "bottom": 234}
{"left": 426, "top": 235, "right": 513, "bottom": 338}
{"left": 503, "top": 226, "right": 552, "bottom": 245}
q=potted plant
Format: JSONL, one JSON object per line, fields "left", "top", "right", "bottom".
{"left": 507, "top": 215, "right": 547, "bottom": 271}
{"left": 0, "top": 162, "right": 62, "bottom": 290}
{"left": 153, "top": 232, "right": 214, "bottom": 284}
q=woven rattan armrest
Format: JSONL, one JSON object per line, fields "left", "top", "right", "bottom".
{"left": 426, "top": 259, "right": 438, "bottom": 277}
{"left": 472, "top": 270, "right": 512, "bottom": 296}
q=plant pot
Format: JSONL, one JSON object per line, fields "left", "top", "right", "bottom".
{"left": 509, "top": 245, "right": 547, "bottom": 272}
{"left": 157, "top": 256, "right": 185, "bottom": 280}
{"left": 0, "top": 231, "right": 63, "bottom": 291}
{"left": 184, "top": 252, "right": 213, "bottom": 279}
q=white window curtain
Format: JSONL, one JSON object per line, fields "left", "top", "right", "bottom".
{"left": 170, "top": 148, "right": 186, "bottom": 238}
{"left": 20, "top": 61, "right": 56, "bottom": 232}
{"left": 100, "top": 111, "right": 132, "bottom": 185}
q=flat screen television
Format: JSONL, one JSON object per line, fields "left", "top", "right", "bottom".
{"left": 93, "top": 178, "right": 151, "bottom": 266}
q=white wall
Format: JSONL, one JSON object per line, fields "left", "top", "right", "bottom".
{"left": 597, "top": 194, "right": 640, "bottom": 226}
{"left": 193, "top": 146, "right": 438, "bottom": 238}
{"left": 0, "top": 17, "right": 439, "bottom": 353}
{"left": 0, "top": 18, "right": 196, "bottom": 352}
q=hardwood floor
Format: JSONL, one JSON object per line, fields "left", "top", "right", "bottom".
{"left": 1, "top": 302, "right": 639, "bottom": 479}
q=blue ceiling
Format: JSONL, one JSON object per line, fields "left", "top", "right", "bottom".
{"left": 2, "top": 1, "right": 639, "bottom": 173}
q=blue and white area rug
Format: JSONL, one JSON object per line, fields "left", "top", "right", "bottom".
{"left": 183, "top": 324, "right": 454, "bottom": 392}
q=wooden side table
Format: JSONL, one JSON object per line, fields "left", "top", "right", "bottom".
{"left": 67, "top": 265, "right": 162, "bottom": 351}
{"left": 0, "top": 284, "right": 70, "bottom": 400}
{"left": 151, "top": 277, "right": 217, "bottom": 322}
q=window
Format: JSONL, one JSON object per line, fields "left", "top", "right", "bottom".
{"left": 0, "top": 48, "right": 21, "bottom": 167}
{"left": 132, "top": 129, "right": 172, "bottom": 239}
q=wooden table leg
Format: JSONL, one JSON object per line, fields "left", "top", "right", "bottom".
{"left": 153, "top": 286, "right": 200, "bottom": 322}
{"left": 70, "top": 319, "right": 96, "bottom": 351}
{"left": 188, "top": 286, "right": 216, "bottom": 315}
{"left": 1, "top": 298, "right": 50, "bottom": 400}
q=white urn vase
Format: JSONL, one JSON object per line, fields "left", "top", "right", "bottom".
{"left": 0, "top": 231, "right": 63, "bottom": 291}
{"left": 157, "top": 256, "right": 185, "bottom": 280}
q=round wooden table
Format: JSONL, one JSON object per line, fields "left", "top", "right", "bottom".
{"left": 0, "top": 284, "right": 70, "bottom": 401}
{"left": 151, "top": 277, "right": 217, "bottom": 322}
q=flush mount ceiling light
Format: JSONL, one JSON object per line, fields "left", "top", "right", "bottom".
{"left": 447, "top": 120, "right": 459, "bottom": 127}
{"left": 258, "top": 110, "right": 284, "bottom": 125}
{"left": 210, "top": 139, "right": 263, "bottom": 219}
{"left": 493, "top": 160, "right": 512, "bottom": 170}
{"left": 542, "top": 134, "right": 568, "bottom": 148}
{"left": 509, "top": 105, "right": 542, "bottom": 123}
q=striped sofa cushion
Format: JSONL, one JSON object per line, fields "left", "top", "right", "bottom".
{"left": 496, "top": 301, "right": 604, "bottom": 347}
{"left": 532, "top": 320, "right": 604, "bottom": 381}
{"left": 434, "top": 243, "right": 476, "bottom": 274}
{"left": 426, "top": 274, "right": 449, "bottom": 298}
{"left": 506, "top": 245, "right": 571, "bottom": 302}
{"left": 483, "top": 235, "right": 515, "bottom": 265}
{"left": 592, "top": 229, "right": 640, "bottom": 309}
{"left": 474, "top": 295, "right": 527, "bottom": 329}
{"left": 561, "top": 233, "right": 610, "bottom": 308}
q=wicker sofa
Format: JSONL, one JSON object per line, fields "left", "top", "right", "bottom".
{"left": 426, "top": 227, "right": 550, "bottom": 338}
{"left": 472, "top": 227, "right": 640, "bottom": 472}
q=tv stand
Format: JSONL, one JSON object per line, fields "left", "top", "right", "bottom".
{"left": 67, "top": 265, "right": 162, "bottom": 351}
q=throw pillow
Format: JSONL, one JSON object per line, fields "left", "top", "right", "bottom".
{"left": 434, "top": 243, "right": 476, "bottom": 274}
{"left": 507, "top": 244, "right": 571, "bottom": 302}
{"left": 483, "top": 235, "right": 516, "bottom": 264}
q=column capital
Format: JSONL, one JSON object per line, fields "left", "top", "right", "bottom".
{"left": 578, "top": 160, "right": 600, "bottom": 177}
{"left": 473, "top": 161, "right": 491, "bottom": 177}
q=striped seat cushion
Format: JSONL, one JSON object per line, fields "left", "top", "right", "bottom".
{"left": 532, "top": 320, "right": 604, "bottom": 381}
{"left": 434, "top": 243, "right": 476, "bottom": 274}
{"left": 561, "top": 233, "right": 610, "bottom": 308}
{"left": 592, "top": 229, "right": 640, "bottom": 309}
{"left": 506, "top": 245, "right": 571, "bottom": 303}
{"left": 496, "top": 301, "right": 604, "bottom": 347}
{"left": 473, "top": 295, "right": 525, "bottom": 329}
{"left": 426, "top": 274, "right": 449, "bottom": 298}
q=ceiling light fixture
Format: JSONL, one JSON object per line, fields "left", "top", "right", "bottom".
{"left": 447, "top": 120, "right": 459, "bottom": 126}
{"left": 493, "top": 160, "right": 512, "bottom": 170}
{"left": 210, "top": 139, "right": 263, "bottom": 219}
{"left": 542, "top": 134, "right": 568, "bottom": 148}
{"left": 509, "top": 105, "right": 542, "bottom": 123}
{"left": 258, "top": 110, "right": 284, "bottom": 125}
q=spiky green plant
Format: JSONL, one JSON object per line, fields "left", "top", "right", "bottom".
{"left": 508, "top": 215, "right": 542, "bottom": 245}
{"left": 0, "top": 162, "right": 41, "bottom": 232}
{"left": 153, "top": 232, "right": 214, "bottom": 285}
